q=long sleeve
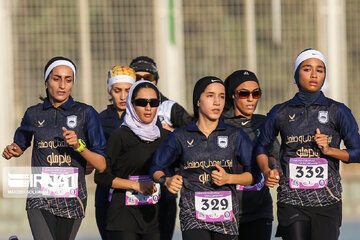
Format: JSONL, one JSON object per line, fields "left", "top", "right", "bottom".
{"left": 337, "top": 103, "right": 360, "bottom": 163}
{"left": 94, "top": 129, "right": 122, "bottom": 187}
{"left": 235, "top": 129, "right": 261, "bottom": 183}
{"left": 254, "top": 105, "right": 281, "bottom": 157}
{"left": 85, "top": 106, "right": 106, "bottom": 157}
{"left": 13, "top": 109, "right": 34, "bottom": 151}
{"left": 149, "top": 131, "right": 181, "bottom": 176}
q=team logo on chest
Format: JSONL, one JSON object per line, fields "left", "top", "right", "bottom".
{"left": 37, "top": 120, "right": 45, "bottom": 127}
{"left": 217, "top": 136, "right": 228, "bottom": 148}
{"left": 318, "top": 111, "right": 328, "bottom": 124}
{"left": 67, "top": 115, "right": 77, "bottom": 129}
{"left": 289, "top": 114, "right": 295, "bottom": 122}
{"left": 187, "top": 139, "right": 195, "bottom": 147}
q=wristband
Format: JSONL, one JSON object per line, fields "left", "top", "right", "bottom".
{"left": 270, "top": 163, "right": 280, "bottom": 170}
{"left": 73, "top": 139, "right": 86, "bottom": 153}
{"left": 158, "top": 175, "right": 167, "bottom": 185}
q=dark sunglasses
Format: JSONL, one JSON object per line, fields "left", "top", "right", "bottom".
{"left": 234, "top": 89, "right": 262, "bottom": 99}
{"left": 136, "top": 74, "right": 155, "bottom": 82}
{"left": 132, "top": 98, "right": 160, "bottom": 107}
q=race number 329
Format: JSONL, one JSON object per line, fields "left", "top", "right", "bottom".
{"left": 195, "top": 191, "right": 233, "bottom": 222}
{"left": 289, "top": 158, "right": 328, "bottom": 189}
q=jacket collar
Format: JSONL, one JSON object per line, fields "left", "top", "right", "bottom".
{"left": 289, "top": 91, "right": 327, "bottom": 106}
{"left": 187, "top": 118, "right": 227, "bottom": 132}
{"left": 43, "top": 96, "right": 74, "bottom": 110}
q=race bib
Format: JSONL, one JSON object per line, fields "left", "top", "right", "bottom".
{"left": 125, "top": 175, "right": 160, "bottom": 206}
{"left": 41, "top": 167, "right": 78, "bottom": 197}
{"left": 195, "top": 191, "right": 233, "bottom": 222}
{"left": 289, "top": 158, "right": 328, "bottom": 189}
{"left": 236, "top": 174, "right": 265, "bottom": 191}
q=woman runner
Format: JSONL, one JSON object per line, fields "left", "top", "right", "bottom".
{"left": 222, "top": 70, "right": 281, "bottom": 240}
{"left": 95, "top": 66, "right": 136, "bottom": 240}
{"left": 255, "top": 48, "right": 360, "bottom": 240}
{"left": 151, "top": 76, "right": 260, "bottom": 240}
{"left": 95, "top": 80, "right": 168, "bottom": 240}
{"left": 2, "top": 56, "right": 106, "bottom": 240}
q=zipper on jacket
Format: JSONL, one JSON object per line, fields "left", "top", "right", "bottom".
{"left": 306, "top": 107, "right": 310, "bottom": 124}
{"left": 55, "top": 108, "right": 58, "bottom": 126}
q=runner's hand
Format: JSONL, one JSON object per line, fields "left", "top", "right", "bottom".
{"left": 136, "top": 181, "right": 156, "bottom": 196}
{"left": 165, "top": 175, "right": 183, "bottom": 194}
{"left": 211, "top": 164, "right": 229, "bottom": 186}
{"left": 62, "top": 127, "right": 79, "bottom": 148}
{"left": 314, "top": 128, "right": 329, "bottom": 154}
{"left": 264, "top": 168, "right": 280, "bottom": 187}
{"left": 2, "top": 143, "right": 23, "bottom": 159}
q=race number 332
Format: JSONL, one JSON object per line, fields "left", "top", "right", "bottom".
{"left": 195, "top": 191, "right": 233, "bottom": 222}
{"left": 289, "top": 158, "right": 328, "bottom": 189}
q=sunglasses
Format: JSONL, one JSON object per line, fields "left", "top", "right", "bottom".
{"left": 136, "top": 74, "right": 155, "bottom": 82}
{"left": 234, "top": 89, "right": 262, "bottom": 99}
{"left": 132, "top": 98, "right": 160, "bottom": 107}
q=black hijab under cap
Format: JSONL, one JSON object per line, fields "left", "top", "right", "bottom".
{"left": 224, "top": 70, "right": 259, "bottom": 111}
{"left": 129, "top": 56, "right": 159, "bottom": 81}
{"left": 193, "top": 76, "right": 224, "bottom": 119}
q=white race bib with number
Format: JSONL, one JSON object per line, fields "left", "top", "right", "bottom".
{"left": 194, "top": 191, "right": 233, "bottom": 222}
{"left": 289, "top": 158, "right": 328, "bottom": 189}
{"left": 125, "top": 175, "right": 160, "bottom": 206}
{"left": 41, "top": 167, "right": 78, "bottom": 197}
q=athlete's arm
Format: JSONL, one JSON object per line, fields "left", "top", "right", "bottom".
{"left": 335, "top": 104, "right": 360, "bottom": 163}
{"left": 153, "top": 171, "right": 183, "bottom": 194}
{"left": 4, "top": 108, "right": 34, "bottom": 159}
{"left": 62, "top": 127, "right": 106, "bottom": 173}
{"left": 257, "top": 154, "right": 279, "bottom": 187}
{"left": 111, "top": 177, "right": 156, "bottom": 196}
{"left": 211, "top": 164, "right": 253, "bottom": 186}
{"left": 255, "top": 106, "right": 281, "bottom": 187}
{"left": 314, "top": 128, "right": 350, "bottom": 162}
{"left": 269, "top": 156, "right": 282, "bottom": 175}
{"left": 2, "top": 143, "right": 24, "bottom": 159}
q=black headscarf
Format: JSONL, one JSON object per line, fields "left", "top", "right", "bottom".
{"left": 193, "top": 76, "right": 224, "bottom": 119}
{"left": 224, "top": 70, "right": 259, "bottom": 111}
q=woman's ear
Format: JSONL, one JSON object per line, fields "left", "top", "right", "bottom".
{"left": 197, "top": 100, "right": 200, "bottom": 107}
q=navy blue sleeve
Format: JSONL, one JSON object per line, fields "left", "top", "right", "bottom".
{"left": 13, "top": 109, "right": 33, "bottom": 151}
{"left": 337, "top": 104, "right": 360, "bottom": 163}
{"left": 235, "top": 129, "right": 261, "bottom": 183}
{"left": 149, "top": 131, "right": 181, "bottom": 176}
{"left": 85, "top": 106, "right": 106, "bottom": 157}
{"left": 254, "top": 105, "right": 280, "bottom": 157}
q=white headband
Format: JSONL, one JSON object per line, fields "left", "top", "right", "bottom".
{"left": 44, "top": 60, "right": 76, "bottom": 82}
{"left": 294, "top": 49, "right": 326, "bottom": 73}
{"left": 107, "top": 75, "right": 135, "bottom": 92}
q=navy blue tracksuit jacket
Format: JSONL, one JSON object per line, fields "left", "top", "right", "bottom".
{"left": 14, "top": 97, "right": 106, "bottom": 219}
{"left": 255, "top": 92, "right": 360, "bottom": 207}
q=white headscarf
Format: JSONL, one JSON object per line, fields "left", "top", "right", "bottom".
{"left": 122, "top": 80, "right": 160, "bottom": 141}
